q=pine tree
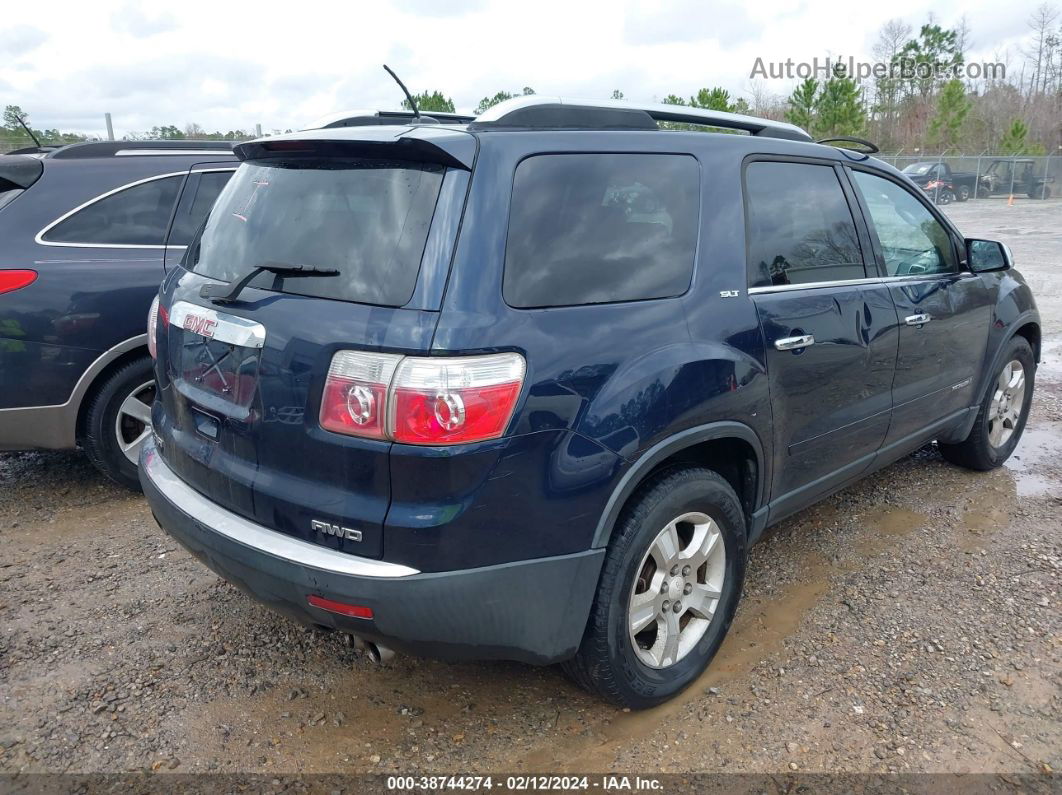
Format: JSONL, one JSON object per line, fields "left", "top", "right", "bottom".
{"left": 927, "top": 79, "right": 970, "bottom": 149}
{"left": 402, "top": 91, "right": 455, "bottom": 113}
{"left": 999, "top": 119, "right": 1031, "bottom": 154}
{"left": 690, "top": 87, "right": 733, "bottom": 112}
{"left": 815, "top": 75, "right": 867, "bottom": 138}
{"left": 785, "top": 79, "right": 819, "bottom": 134}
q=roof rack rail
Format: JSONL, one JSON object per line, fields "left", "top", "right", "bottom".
{"left": 304, "top": 109, "right": 477, "bottom": 130}
{"left": 470, "top": 96, "right": 813, "bottom": 142}
{"left": 48, "top": 140, "right": 238, "bottom": 160}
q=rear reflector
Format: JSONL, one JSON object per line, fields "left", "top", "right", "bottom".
{"left": 320, "top": 351, "right": 526, "bottom": 445}
{"left": 307, "top": 595, "right": 374, "bottom": 619}
{"left": 0, "top": 269, "right": 37, "bottom": 295}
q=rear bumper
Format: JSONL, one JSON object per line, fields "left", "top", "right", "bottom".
{"left": 140, "top": 441, "right": 604, "bottom": 664}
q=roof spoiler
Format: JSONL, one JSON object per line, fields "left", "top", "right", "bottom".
{"left": 0, "top": 155, "right": 44, "bottom": 189}
{"left": 234, "top": 127, "right": 476, "bottom": 170}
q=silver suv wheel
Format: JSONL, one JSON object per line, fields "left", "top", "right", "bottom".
{"left": 627, "top": 511, "right": 727, "bottom": 669}
{"left": 988, "top": 359, "right": 1026, "bottom": 449}
{"left": 114, "top": 380, "right": 155, "bottom": 464}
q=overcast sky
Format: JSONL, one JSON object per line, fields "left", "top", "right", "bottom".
{"left": 0, "top": 0, "right": 1048, "bottom": 137}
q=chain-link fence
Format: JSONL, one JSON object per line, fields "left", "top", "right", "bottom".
{"left": 877, "top": 153, "right": 1060, "bottom": 201}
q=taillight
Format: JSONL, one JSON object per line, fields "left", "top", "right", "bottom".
{"left": 147, "top": 295, "right": 168, "bottom": 359}
{"left": 391, "top": 354, "right": 525, "bottom": 444}
{"left": 320, "top": 351, "right": 525, "bottom": 446}
{"left": 319, "top": 351, "right": 402, "bottom": 439}
{"left": 0, "top": 269, "right": 37, "bottom": 295}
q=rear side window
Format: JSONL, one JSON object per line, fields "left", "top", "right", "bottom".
{"left": 503, "top": 153, "right": 699, "bottom": 308}
{"left": 745, "top": 161, "right": 865, "bottom": 288}
{"left": 189, "top": 158, "right": 444, "bottom": 307}
{"left": 168, "top": 171, "right": 233, "bottom": 246}
{"left": 42, "top": 175, "right": 182, "bottom": 245}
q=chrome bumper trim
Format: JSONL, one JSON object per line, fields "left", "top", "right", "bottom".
{"left": 142, "top": 445, "right": 419, "bottom": 578}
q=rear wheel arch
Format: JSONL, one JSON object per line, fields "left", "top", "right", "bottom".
{"left": 75, "top": 344, "right": 152, "bottom": 444}
{"left": 592, "top": 422, "right": 765, "bottom": 550}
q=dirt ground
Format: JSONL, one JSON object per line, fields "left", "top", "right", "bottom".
{"left": 0, "top": 197, "right": 1059, "bottom": 779}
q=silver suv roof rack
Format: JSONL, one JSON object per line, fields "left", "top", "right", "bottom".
{"left": 471, "top": 96, "right": 813, "bottom": 142}
{"left": 304, "top": 109, "right": 476, "bottom": 130}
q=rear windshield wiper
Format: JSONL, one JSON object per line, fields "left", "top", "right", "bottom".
{"left": 199, "top": 264, "right": 340, "bottom": 304}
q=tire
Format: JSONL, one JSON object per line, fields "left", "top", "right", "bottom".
{"left": 1028, "top": 186, "right": 1051, "bottom": 200}
{"left": 82, "top": 356, "right": 156, "bottom": 491}
{"left": 939, "top": 190, "right": 955, "bottom": 205}
{"left": 563, "top": 467, "right": 747, "bottom": 709}
{"left": 939, "top": 337, "right": 1035, "bottom": 471}
{"left": 957, "top": 184, "right": 970, "bottom": 202}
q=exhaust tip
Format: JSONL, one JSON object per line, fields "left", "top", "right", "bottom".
{"left": 349, "top": 634, "right": 396, "bottom": 665}
{"left": 366, "top": 641, "right": 396, "bottom": 665}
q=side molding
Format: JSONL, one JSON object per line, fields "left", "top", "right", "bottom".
{"left": 591, "top": 421, "right": 765, "bottom": 548}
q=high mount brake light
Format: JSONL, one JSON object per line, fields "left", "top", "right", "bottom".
{"left": 320, "top": 351, "right": 525, "bottom": 445}
{"left": 0, "top": 269, "right": 37, "bottom": 295}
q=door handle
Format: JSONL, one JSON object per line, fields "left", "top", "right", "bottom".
{"left": 774, "top": 334, "right": 815, "bottom": 351}
{"left": 905, "top": 313, "right": 932, "bottom": 326}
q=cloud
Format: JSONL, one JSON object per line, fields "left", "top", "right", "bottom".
{"left": 111, "top": 3, "right": 179, "bottom": 37}
{"left": 0, "top": 25, "right": 48, "bottom": 57}
{"left": 623, "top": 0, "right": 757, "bottom": 47}
{"left": 392, "top": 0, "right": 484, "bottom": 17}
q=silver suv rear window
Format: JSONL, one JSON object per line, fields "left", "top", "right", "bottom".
{"left": 189, "top": 158, "right": 445, "bottom": 307}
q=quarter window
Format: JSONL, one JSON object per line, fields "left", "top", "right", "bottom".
{"left": 42, "top": 175, "right": 182, "bottom": 246}
{"left": 503, "top": 153, "right": 699, "bottom": 308}
{"left": 851, "top": 171, "right": 957, "bottom": 277}
{"left": 745, "top": 161, "right": 865, "bottom": 287}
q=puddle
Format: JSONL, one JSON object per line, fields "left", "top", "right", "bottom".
{"left": 1004, "top": 421, "right": 1062, "bottom": 498}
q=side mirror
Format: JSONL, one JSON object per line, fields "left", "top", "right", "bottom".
{"left": 966, "top": 239, "right": 1013, "bottom": 273}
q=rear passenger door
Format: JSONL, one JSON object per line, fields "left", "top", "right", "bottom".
{"left": 745, "top": 158, "right": 899, "bottom": 518}
{"left": 848, "top": 168, "right": 991, "bottom": 445}
{"left": 164, "top": 166, "right": 236, "bottom": 270}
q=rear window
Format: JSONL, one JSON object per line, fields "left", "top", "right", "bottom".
{"left": 188, "top": 158, "right": 445, "bottom": 307}
{"left": 503, "top": 153, "right": 699, "bottom": 308}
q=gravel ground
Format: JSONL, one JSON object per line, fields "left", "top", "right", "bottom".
{"left": 0, "top": 198, "right": 1059, "bottom": 778}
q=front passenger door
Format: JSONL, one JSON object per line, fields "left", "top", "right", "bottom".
{"left": 849, "top": 170, "right": 991, "bottom": 446}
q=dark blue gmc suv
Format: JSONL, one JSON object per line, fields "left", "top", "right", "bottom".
{"left": 140, "top": 98, "right": 1040, "bottom": 708}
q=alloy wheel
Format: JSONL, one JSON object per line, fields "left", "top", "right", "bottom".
{"left": 114, "top": 380, "right": 155, "bottom": 464}
{"left": 988, "top": 359, "right": 1026, "bottom": 449}
{"left": 627, "top": 511, "right": 726, "bottom": 669}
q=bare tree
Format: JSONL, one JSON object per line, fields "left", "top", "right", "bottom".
{"left": 1023, "top": 3, "right": 1060, "bottom": 96}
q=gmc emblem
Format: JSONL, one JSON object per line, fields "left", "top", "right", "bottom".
{"left": 183, "top": 313, "right": 217, "bottom": 338}
{"left": 311, "top": 519, "right": 362, "bottom": 542}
